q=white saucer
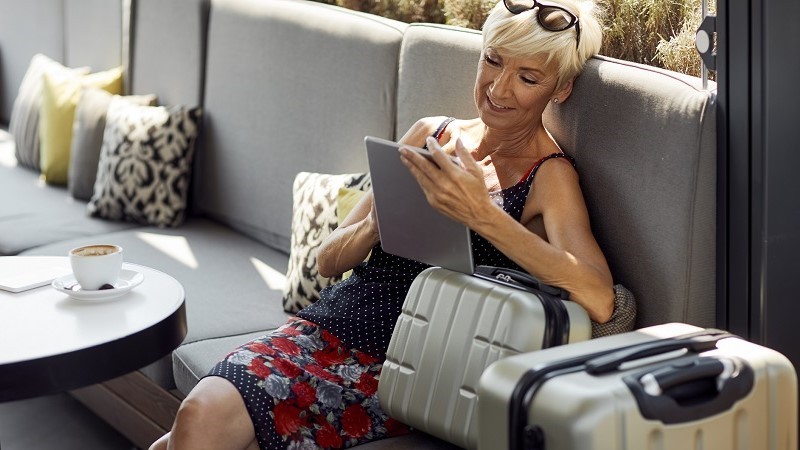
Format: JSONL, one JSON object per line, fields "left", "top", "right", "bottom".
{"left": 51, "top": 269, "right": 145, "bottom": 301}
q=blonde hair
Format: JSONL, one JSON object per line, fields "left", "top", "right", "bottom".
{"left": 482, "top": 0, "right": 603, "bottom": 88}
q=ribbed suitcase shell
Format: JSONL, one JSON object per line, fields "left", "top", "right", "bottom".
{"left": 379, "top": 267, "right": 591, "bottom": 449}
{"left": 477, "top": 323, "right": 798, "bottom": 450}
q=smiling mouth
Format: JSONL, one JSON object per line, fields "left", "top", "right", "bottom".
{"left": 487, "top": 95, "right": 512, "bottom": 110}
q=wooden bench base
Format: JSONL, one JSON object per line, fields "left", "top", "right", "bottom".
{"left": 70, "top": 371, "right": 183, "bottom": 449}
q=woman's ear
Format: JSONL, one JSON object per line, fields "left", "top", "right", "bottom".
{"left": 552, "top": 78, "right": 575, "bottom": 104}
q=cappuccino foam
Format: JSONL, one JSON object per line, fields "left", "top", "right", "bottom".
{"left": 72, "top": 245, "right": 119, "bottom": 257}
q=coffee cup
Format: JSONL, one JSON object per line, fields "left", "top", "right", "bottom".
{"left": 69, "top": 244, "right": 123, "bottom": 290}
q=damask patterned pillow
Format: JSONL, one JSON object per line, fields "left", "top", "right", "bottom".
{"left": 87, "top": 98, "right": 202, "bottom": 227}
{"left": 282, "top": 172, "right": 372, "bottom": 313}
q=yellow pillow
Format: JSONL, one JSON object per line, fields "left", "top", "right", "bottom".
{"left": 337, "top": 186, "right": 368, "bottom": 223}
{"left": 39, "top": 66, "right": 123, "bottom": 185}
{"left": 337, "top": 187, "right": 369, "bottom": 279}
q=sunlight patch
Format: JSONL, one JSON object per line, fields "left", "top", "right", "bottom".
{"left": 250, "top": 257, "right": 286, "bottom": 290}
{"left": 136, "top": 232, "right": 198, "bottom": 269}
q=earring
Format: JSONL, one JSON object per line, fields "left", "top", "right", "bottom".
{"left": 553, "top": 98, "right": 559, "bottom": 104}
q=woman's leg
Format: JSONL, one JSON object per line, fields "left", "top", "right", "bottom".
{"left": 149, "top": 376, "right": 260, "bottom": 450}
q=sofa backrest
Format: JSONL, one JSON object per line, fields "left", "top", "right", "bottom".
{"left": 395, "top": 24, "right": 716, "bottom": 328}
{"left": 128, "top": 0, "right": 208, "bottom": 108}
{"left": 0, "top": 0, "right": 123, "bottom": 123}
{"left": 192, "top": 0, "right": 406, "bottom": 252}
{"left": 547, "top": 58, "right": 716, "bottom": 328}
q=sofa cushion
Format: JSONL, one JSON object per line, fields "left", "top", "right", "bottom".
{"left": 193, "top": 0, "right": 405, "bottom": 253}
{"left": 69, "top": 89, "right": 157, "bottom": 200}
{"left": 0, "top": 0, "right": 65, "bottom": 123}
{"left": 395, "top": 24, "right": 482, "bottom": 138}
{"left": 8, "top": 54, "right": 89, "bottom": 170}
{"left": 0, "top": 132, "right": 138, "bottom": 256}
{"left": 87, "top": 99, "right": 202, "bottom": 227}
{"left": 172, "top": 330, "right": 270, "bottom": 395}
{"left": 543, "top": 56, "right": 716, "bottom": 328}
{"left": 39, "top": 66, "right": 123, "bottom": 185}
{"left": 129, "top": 0, "right": 207, "bottom": 109}
{"left": 282, "top": 172, "right": 371, "bottom": 313}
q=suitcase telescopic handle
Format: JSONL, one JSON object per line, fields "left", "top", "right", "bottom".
{"left": 585, "top": 333, "right": 731, "bottom": 375}
{"left": 473, "top": 265, "right": 569, "bottom": 299}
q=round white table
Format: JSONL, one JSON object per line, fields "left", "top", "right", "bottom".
{"left": 0, "top": 256, "right": 186, "bottom": 403}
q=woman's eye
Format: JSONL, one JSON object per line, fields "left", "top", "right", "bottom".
{"left": 484, "top": 55, "right": 500, "bottom": 67}
{"left": 522, "top": 77, "right": 538, "bottom": 85}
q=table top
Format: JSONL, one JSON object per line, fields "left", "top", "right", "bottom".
{"left": 0, "top": 256, "right": 187, "bottom": 402}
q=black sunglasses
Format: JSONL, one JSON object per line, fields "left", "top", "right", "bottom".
{"left": 503, "top": 0, "right": 581, "bottom": 49}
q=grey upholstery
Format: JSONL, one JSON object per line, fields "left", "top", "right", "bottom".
{"left": 0, "top": 0, "right": 64, "bottom": 123}
{"left": 193, "top": 0, "right": 406, "bottom": 252}
{"left": 172, "top": 330, "right": 269, "bottom": 394}
{"left": 63, "top": 0, "right": 123, "bottom": 74}
{"left": 0, "top": 148, "right": 137, "bottom": 256}
{"left": 395, "top": 24, "right": 481, "bottom": 137}
{"left": 544, "top": 57, "right": 716, "bottom": 328}
{"left": 129, "top": 0, "right": 208, "bottom": 107}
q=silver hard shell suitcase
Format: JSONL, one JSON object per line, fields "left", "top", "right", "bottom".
{"left": 379, "top": 266, "right": 591, "bottom": 449}
{"left": 477, "top": 323, "right": 798, "bottom": 450}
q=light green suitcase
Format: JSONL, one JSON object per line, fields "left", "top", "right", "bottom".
{"left": 378, "top": 266, "right": 591, "bottom": 449}
{"left": 477, "top": 323, "right": 798, "bottom": 450}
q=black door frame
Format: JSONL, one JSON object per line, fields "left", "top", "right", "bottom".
{"left": 716, "top": 0, "right": 800, "bottom": 368}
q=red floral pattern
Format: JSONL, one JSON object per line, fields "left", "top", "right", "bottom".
{"left": 212, "top": 318, "right": 410, "bottom": 449}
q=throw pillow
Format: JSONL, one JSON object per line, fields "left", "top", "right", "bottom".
{"left": 68, "top": 89, "right": 156, "bottom": 200}
{"left": 282, "top": 172, "right": 371, "bottom": 313}
{"left": 39, "top": 66, "right": 124, "bottom": 185}
{"left": 87, "top": 98, "right": 203, "bottom": 228}
{"left": 8, "top": 54, "right": 89, "bottom": 170}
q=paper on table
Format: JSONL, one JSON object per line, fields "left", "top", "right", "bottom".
{"left": 0, "top": 264, "right": 72, "bottom": 293}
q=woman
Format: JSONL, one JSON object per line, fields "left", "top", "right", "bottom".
{"left": 151, "top": 0, "right": 625, "bottom": 448}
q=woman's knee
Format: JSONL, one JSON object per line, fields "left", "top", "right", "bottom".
{"left": 174, "top": 377, "right": 244, "bottom": 430}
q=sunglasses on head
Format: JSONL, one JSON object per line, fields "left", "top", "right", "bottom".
{"left": 503, "top": 0, "right": 581, "bottom": 49}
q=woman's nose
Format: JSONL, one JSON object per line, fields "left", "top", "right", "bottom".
{"left": 490, "top": 71, "right": 511, "bottom": 97}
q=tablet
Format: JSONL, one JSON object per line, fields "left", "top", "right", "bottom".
{"left": 364, "top": 136, "right": 474, "bottom": 273}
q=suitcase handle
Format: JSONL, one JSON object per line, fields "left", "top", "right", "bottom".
{"left": 640, "top": 357, "right": 727, "bottom": 395}
{"left": 585, "top": 332, "right": 733, "bottom": 375}
{"left": 473, "top": 265, "right": 569, "bottom": 299}
{"left": 624, "top": 356, "right": 755, "bottom": 424}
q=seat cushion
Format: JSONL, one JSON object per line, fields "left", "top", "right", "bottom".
{"left": 0, "top": 131, "right": 137, "bottom": 256}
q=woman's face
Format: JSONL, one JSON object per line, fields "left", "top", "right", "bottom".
{"left": 473, "top": 47, "right": 562, "bottom": 131}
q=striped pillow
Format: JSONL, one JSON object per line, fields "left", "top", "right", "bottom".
{"left": 8, "top": 54, "right": 88, "bottom": 170}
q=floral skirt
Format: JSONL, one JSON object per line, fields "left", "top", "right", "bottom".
{"left": 207, "top": 317, "right": 409, "bottom": 450}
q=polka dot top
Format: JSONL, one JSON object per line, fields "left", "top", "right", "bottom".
{"left": 297, "top": 122, "right": 575, "bottom": 356}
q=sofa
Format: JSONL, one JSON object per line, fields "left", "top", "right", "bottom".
{"left": 0, "top": 0, "right": 716, "bottom": 448}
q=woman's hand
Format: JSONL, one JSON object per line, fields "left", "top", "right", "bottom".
{"left": 400, "top": 137, "right": 497, "bottom": 230}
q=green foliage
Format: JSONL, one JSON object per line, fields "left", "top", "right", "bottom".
{"left": 313, "top": 0, "right": 714, "bottom": 78}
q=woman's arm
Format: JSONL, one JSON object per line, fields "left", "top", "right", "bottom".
{"left": 476, "top": 160, "right": 614, "bottom": 322}
{"left": 316, "top": 117, "right": 449, "bottom": 278}
{"left": 401, "top": 136, "right": 614, "bottom": 323}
